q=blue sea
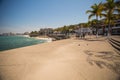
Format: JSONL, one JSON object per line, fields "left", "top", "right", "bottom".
{"left": 0, "top": 35, "right": 46, "bottom": 51}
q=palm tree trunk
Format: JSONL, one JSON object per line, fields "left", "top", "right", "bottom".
{"left": 96, "top": 16, "right": 98, "bottom": 38}
{"left": 103, "top": 26, "right": 105, "bottom": 36}
{"left": 107, "top": 19, "right": 111, "bottom": 37}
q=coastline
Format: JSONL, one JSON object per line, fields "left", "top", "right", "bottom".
{"left": 22, "top": 35, "right": 53, "bottom": 42}
{"left": 22, "top": 35, "right": 30, "bottom": 37}
{"left": 0, "top": 38, "right": 120, "bottom": 80}
{"left": 0, "top": 35, "right": 47, "bottom": 51}
{"left": 35, "top": 37, "right": 53, "bottom": 42}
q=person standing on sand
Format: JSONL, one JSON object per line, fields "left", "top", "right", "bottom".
{"left": 83, "top": 32, "right": 86, "bottom": 39}
{"left": 80, "top": 32, "right": 83, "bottom": 39}
{"left": 76, "top": 33, "right": 80, "bottom": 39}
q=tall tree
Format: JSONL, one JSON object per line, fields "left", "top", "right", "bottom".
{"left": 86, "top": 2, "right": 104, "bottom": 37}
{"left": 103, "top": 0, "right": 117, "bottom": 37}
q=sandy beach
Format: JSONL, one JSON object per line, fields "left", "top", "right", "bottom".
{"left": 0, "top": 38, "right": 120, "bottom": 80}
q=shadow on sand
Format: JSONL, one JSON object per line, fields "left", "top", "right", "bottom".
{"left": 117, "top": 76, "right": 120, "bottom": 80}
{"left": 0, "top": 75, "right": 3, "bottom": 80}
{"left": 84, "top": 50, "right": 120, "bottom": 75}
{"left": 84, "top": 37, "right": 108, "bottom": 42}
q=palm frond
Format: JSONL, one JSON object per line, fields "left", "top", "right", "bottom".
{"left": 88, "top": 14, "right": 95, "bottom": 20}
{"left": 86, "top": 10, "right": 93, "bottom": 14}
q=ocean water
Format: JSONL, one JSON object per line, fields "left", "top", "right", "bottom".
{"left": 0, "top": 36, "right": 46, "bottom": 51}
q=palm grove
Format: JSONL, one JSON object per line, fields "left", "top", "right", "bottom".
{"left": 86, "top": 0, "right": 120, "bottom": 37}
{"left": 30, "top": 0, "right": 120, "bottom": 37}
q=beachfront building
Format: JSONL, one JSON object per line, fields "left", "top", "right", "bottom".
{"left": 112, "top": 19, "right": 120, "bottom": 35}
{"left": 75, "top": 27, "right": 92, "bottom": 35}
{"left": 39, "top": 28, "right": 53, "bottom": 36}
{"left": 74, "top": 26, "right": 92, "bottom": 38}
{"left": 1, "top": 32, "right": 16, "bottom": 36}
{"left": 98, "top": 19, "right": 120, "bottom": 35}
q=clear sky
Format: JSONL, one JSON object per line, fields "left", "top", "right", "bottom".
{"left": 0, "top": 0, "right": 105, "bottom": 33}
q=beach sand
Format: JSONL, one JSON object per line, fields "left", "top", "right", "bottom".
{"left": 0, "top": 38, "right": 120, "bottom": 80}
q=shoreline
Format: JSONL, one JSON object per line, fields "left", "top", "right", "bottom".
{"left": 34, "top": 37, "right": 53, "bottom": 42}
{"left": 22, "top": 35, "right": 53, "bottom": 42}
{"left": 0, "top": 35, "right": 48, "bottom": 51}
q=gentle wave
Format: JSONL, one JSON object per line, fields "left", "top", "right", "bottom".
{"left": 0, "top": 36, "right": 46, "bottom": 51}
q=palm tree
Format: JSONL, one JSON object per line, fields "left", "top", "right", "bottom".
{"left": 86, "top": 2, "right": 104, "bottom": 37}
{"left": 103, "top": 0, "right": 117, "bottom": 37}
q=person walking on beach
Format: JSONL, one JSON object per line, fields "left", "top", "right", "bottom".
{"left": 80, "top": 32, "right": 85, "bottom": 39}
{"left": 76, "top": 33, "right": 80, "bottom": 39}
{"left": 83, "top": 32, "right": 86, "bottom": 39}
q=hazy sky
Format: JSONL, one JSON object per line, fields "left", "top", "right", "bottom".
{"left": 0, "top": 0, "right": 105, "bottom": 33}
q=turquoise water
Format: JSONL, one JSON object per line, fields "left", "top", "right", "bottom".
{"left": 0, "top": 36, "right": 46, "bottom": 51}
